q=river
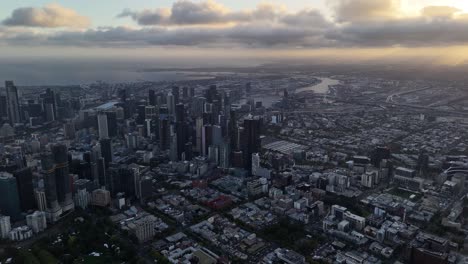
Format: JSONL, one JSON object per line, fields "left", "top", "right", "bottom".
{"left": 295, "top": 77, "right": 341, "bottom": 94}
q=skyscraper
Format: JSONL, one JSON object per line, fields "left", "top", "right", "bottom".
{"left": 106, "top": 111, "right": 118, "bottom": 138}
{"left": 0, "top": 172, "right": 21, "bottom": 220}
{"left": 100, "top": 138, "right": 113, "bottom": 168}
{"left": 52, "top": 144, "right": 73, "bottom": 211}
{"left": 242, "top": 117, "right": 261, "bottom": 171}
{"left": 0, "top": 95, "right": 7, "bottom": 118}
{"left": 97, "top": 112, "right": 109, "bottom": 139}
{"left": 172, "top": 86, "right": 180, "bottom": 104}
{"left": 148, "top": 89, "right": 156, "bottom": 106}
{"left": 167, "top": 92, "right": 175, "bottom": 116}
{"left": 41, "top": 153, "right": 62, "bottom": 222}
{"left": 13, "top": 168, "right": 35, "bottom": 212}
{"left": 159, "top": 116, "right": 170, "bottom": 150}
{"left": 5, "top": 81, "right": 21, "bottom": 125}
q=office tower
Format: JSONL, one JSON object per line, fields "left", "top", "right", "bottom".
{"left": 182, "top": 87, "right": 188, "bottom": 99}
{"left": 43, "top": 88, "right": 57, "bottom": 116}
{"left": 175, "top": 122, "right": 188, "bottom": 160}
{"left": 0, "top": 216, "right": 11, "bottom": 239}
{"left": 159, "top": 116, "right": 170, "bottom": 150}
{"left": 13, "top": 168, "right": 35, "bottom": 212}
{"left": 145, "top": 106, "right": 156, "bottom": 120}
{"left": 156, "top": 92, "right": 166, "bottom": 106}
{"left": 63, "top": 121, "right": 76, "bottom": 140}
{"left": 184, "top": 142, "right": 193, "bottom": 161}
{"left": 100, "top": 138, "right": 113, "bottom": 168}
{"left": 41, "top": 153, "right": 61, "bottom": 220}
{"left": 229, "top": 110, "right": 238, "bottom": 151}
{"left": 208, "top": 145, "right": 219, "bottom": 164}
{"left": 172, "top": 86, "right": 180, "bottom": 104}
{"left": 170, "top": 129, "right": 178, "bottom": 162}
{"left": 242, "top": 117, "right": 261, "bottom": 171}
{"left": 5, "top": 81, "right": 21, "bottom": 125}
{"left": 0, "top": 95, "right": 7, "bottom": 118}
{"left": 97, "top": 157, "right": 106, "bottom": 188}
{"left": 167, "top": 92, "right": 175, "bottom": 116}
{"left": 175, "top": 103, "right": 185, "bottom": 122}
{"left": 118, "top": 88, "right": 127, "bottom": 102}
{"left": 148, "top": 89, "right": 156, "bottom": 106}
{"left": 42, "top": 88, "right": 56, "bottom": 122}
{"left": 34, "top": 189, "right": 47, "bottom": 211}
{"left": 26, "top": 211, "right": 47, "bottom": 233}
{"left": 191, "top": 97, "right": 205, "bottom": 118}
{"left": 91, "top": 189, "right": 111, "bottom": 207}
{"left": 126, "top": 132, "right": 138, "bottom": 149}
{"left": 52, "top": 144, "right": 73, "bottom": 211}
{"left": 252, "top": 153, "right": 261, "bottom": 176}
{"left": 232, "top": 151, "right": 244, "bottom": 168}
{"left": 195, "top": 117, "right": 204, "bottom": 155}
{"left": 137, "top": 104, "right": 146, "bottom": 124}
{"left": 212, "top": 125, "right": 223, "bottom": 146}
{"left": 205, "top": 85, "right": 218, "bottom": 103}
{"left": 219, "top": 142, "right": 230, "bottom": 168}
{"left": 106, "top": 111, "right": 118, "bottom": 138}
{"left": 0, "top": 172, "right": 21, "bottom": 220}
{"left": 97, "top": 112, "right": 109, "bottom": 139}
{"left": 202, "top": 125, "right": 213, "bottom": 157}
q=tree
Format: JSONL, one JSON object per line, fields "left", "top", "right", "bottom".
{"left": 37, "top": 250, "right": 59, "bottom": 264}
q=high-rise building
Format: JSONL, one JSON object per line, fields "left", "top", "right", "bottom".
{"left": 26, "top": 211, "right": 47, "bottom": 233}
{"left": 106, "top": 111, "right": 118, "bottom": 138}
{"left": 159, "top": 116, "right": 170, "bottom": 150}
{"left": 195, "top": 117, "right": 204, "bottom": 154}
{"left": 97, "top": 112, "right": 109, "bottom": 139}
{"left": 145, "top": 106, "right": 156, "bottom": 120}
{"left": 91, "top": 189, "right": 111, "bottom": 207}
{"left": 51, "top": 144, "right": 73, "bottom": 212}
{"left": 175, "top": 103, "right": 185, "bottom": 122}
{"left": 100, "top": 138, "right": 113, "bottom": 168}
{"left": 41, "top": 88, "right": 57, "bottom": 121}
{"left": 242, "top": 117, "right": 261, "bottom": 171}
{"left": 0, "top": 215, "right": 11, "bottom": 239}
{"left": 13, "top": 168, "right": 35, "bottom": 212}
{"left": 41, "top": 153, "right": 62, "bottom": 222}
{"left": 167, "top": 92, "right": 175, "bottom": 116}
{"left": 219, "top": 142, "right": 231, "bottom": 169}
{"left": 0, "top": 95, "right": 8, "bottom": 118}
{"left": 172, "top": 86, "right": 180, "bottom": 104}
{"left": 5, "top": 81, "right": 21, "bottom": 125}
{"left": 0, "top": 172, "right": 22, "bottom": 220}
{"left": 34, "top": 189, "right": 47, "bottom": 212}
{"left": 148, "top": 89, "right": 156, "bottom": 106}
{"left": 63, "top": 121, "right": 76, "bottom": 140}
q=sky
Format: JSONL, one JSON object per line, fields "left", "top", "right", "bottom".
{"left": 3, "top": 0, "right": 468, "bottom": 65}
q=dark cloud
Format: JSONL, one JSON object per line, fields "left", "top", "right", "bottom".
{"left": 2, "top": 4, "right": 90, "bottom": 28}
{"left": 327, "top": 18, "right": 468, "bottom": 47}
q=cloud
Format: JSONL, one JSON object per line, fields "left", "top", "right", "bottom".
{"left": 421, "top": 6, "right": 461, "bottom": 18}
{"left": 327, "top": 18, "right": 468, "bottom": 47}
{"left": 332, "top": 0, "right": 401, "bottom": 22}
{"left": 3, "top": 4, "right": 90, "bottom": 28}
{"left": 3, "top": 0, "right": 468, "bottom": 50}
{"left": 118, "top": 1, "right": 303, "bottom": 26}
